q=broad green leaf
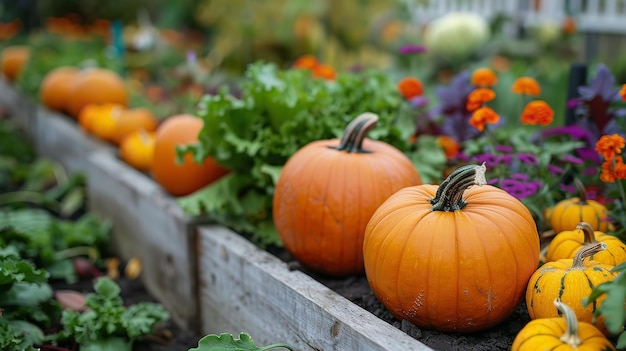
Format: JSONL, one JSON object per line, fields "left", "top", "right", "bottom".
{"left": 190, "top": 332, "right": 293, "bottom": 351}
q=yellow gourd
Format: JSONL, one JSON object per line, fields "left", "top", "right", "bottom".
{"left": 512, "top": 299, "right": 615, "bottom": 351}
{"left": 526, "top": 242, "right": 617, "bottom": 334}
{"left": 546, "top": 221, "right": 626, "bottom": 266}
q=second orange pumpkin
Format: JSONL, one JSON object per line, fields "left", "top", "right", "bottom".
{"left": 273, "top": 113, "right": 422, "bottom": 277}
{"left": 151, "top": 114, "right": 230, "bottom": 196}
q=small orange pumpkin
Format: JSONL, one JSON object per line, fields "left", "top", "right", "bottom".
{"left": 78, "top": 103, "right": 125, "bottom": 137}
{"left": 66, "top": 68, "right": 129, "bottom": 118}
{"left": 550, "top": 179, "right": 609, "bottom": 233}
{"left": 108, "top": 107, "right": 159, "bottom": 145}
{"left": 363, "top": 163, "right": 540, "bottom": 332}
{"left": 546, "top": 221, "right": 626, "bottom": 266}
{"left": 512, "top": 298, "right": 615, "bottom": 351}
{"left": 151, "top": 114, "right": 230, "bottom": 196}
{"left": 0, "top": 45, "right": 30, "bottom": 82}
{"left": 119, "top": 130, "right": 156, "bottom": 172}
{"left": 39, "top": 66, "right": 80, "bottom": 114}
{"left": 526, "top": 242, "right": 617, "bottom": 334}
{"left": 273, "top": 113, "right": 422, "bottom": 277}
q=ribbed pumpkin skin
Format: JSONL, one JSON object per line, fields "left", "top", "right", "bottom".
{"left": 511, "top": 317, "right": 616, "bottom": 351}
{"left": 273, "top": 138, "right": 421, "bottom": 277}
{"left": 525, "top": 258, "right": 616, "bottom": 332}
{"left": 546, "top": 229, "right": 626, "bottom": 266}
{"left": 550, "top": 197, "right": 609, "bottom": 233}
{"left": 363, "top": 184, "right": 540, "bottom": 332}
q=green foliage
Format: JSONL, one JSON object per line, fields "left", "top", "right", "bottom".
{"left": 180, "top": 61, "right": 412, "bottom": 246}
{"left": 190, "top": 332, "right": 293, "bottom": 351}
{"left": 57, "top": 277, "right": 170, "bottom": 351}
{"left": 0, "top": 249, "right": 60, "bottom": 351}
{"left": 584, "top": 262, "right": 626, "bottom": 348}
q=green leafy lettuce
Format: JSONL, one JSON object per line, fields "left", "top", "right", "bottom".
{"left": 57, "top": 277, "right": 170, "bottom": 351}
{"left": 179, "top": 62, "right": 416, "bottom": 246}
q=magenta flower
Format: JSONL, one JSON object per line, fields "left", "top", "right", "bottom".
{"left": 518, "top": 153, "right": 539, "bottom": 165}
{"left": 399, "top": 45, "right": 427, "bottom": 55}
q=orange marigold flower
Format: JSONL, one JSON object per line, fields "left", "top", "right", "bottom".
{"left": 312, "top": 64, "right": 336, "bottom": 80}
{"left": 595, "top": 134, "right": 626, "bottom": 160}
{"left": 471, "top": 68, "right": 498, "bottom": 87}
{"left": 563, "top": 16, "right": 577, "bottom": 35}
{"left": 397, "top": 77, "right": 424, "bottom": 100}
{"left": 469, "top": 106, "right": 499, "bottom": 132}
{"left": 437, "top": 135, "right": 460, "bottom": 158}
{"left": 600, "top": 156, "right": 626, "bottom": 183}
{"left": 520, "top": 100, "right": 554, "bottom": 126}
{"left": 293, "top": 55, "right": 319, "bottom": 70}
{"left": 620, "top": 83, "right": 626, "bottom": 101}
{"left": 466, "top": 88, "right": 496, "bottom": 111}
{"left": 511, "top": 77, "right": 541, "bottom": 96}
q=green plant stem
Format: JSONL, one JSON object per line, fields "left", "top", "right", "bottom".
{"left": 53, "top": 246, "right": 100, "bottom": 261}
{"left": 618, "top": 179, "right": 626, "bottom": 210}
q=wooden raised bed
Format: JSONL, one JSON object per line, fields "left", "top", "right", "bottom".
{"left": 1, "top": 80, "right": 434, "bottom": 350}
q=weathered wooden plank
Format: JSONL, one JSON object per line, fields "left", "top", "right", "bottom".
{"left": 198, "top": 225, "right": 433, "bottom": 351}
{"left": 35, "top": 108, "right": 115, "bottom": 174}
{"left": 0, "top": 79, "right": 38, "bottom": 137}
{"left": 86, "top": 150, "right": 209, "bottom": 331}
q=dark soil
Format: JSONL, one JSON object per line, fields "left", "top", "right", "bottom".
{"left": 268, "top": 247, "right": 530, "bottom": 351}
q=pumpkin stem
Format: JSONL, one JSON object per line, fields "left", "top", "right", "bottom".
{"left": 573, "top": 178, "right": 588, "bottom": 204}
{"left": 331, "top": 112, "right": 378, "bottom": 153}
{"left": 554, "top": 298, "right": 582, "bottom": 347}
{"left": 575, "top": 222, "right": 598, "bottom": 244}
{"left": 571, "top": 242, "right": 607, "bottom": 268}
{"left": 431, "top": 163, "right": 487, "bottom": 212}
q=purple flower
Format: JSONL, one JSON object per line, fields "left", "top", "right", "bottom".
{"left": 472, "top": 153, "right": 499, "bottom": 166}
{"left": 561, "top": 154, "right": 583, "bottom": 165}
{"left": 560, "top": 183, "right": 576, "bottom": 193}
{"left": 410, "top": 95, "right": 430, "bottom": 108}
{"left": 574, "top": 64, "right": 626, "bottom": 136}
{"left": 511, "top": 173, "right": 529, "bottom": 181}
{"left": 578, "top": 64, "right": 621, "bottom": 102}
{"left": 567, "top": 98, "right": 583, "bottom": 109}
{"left": 499, "top": 179, "right": 532, "bottom": 199}
{"left": 399, "top": 44, "right": 427, "bottom": 55}
{"left": 582, "top": 166, "right": 598, "bottom": 176}
{"left": 547, "top": 164, "right": 564, "bottom": 176}
{"left": 497, "top": 154, "right": 513, "bottom": 165}
{"left": 495, "top": 145, "right": 514, "bottom": 153}
{"left": 518, "top": 153, "right": 539, "bottom": 165}
{"left": 542, "top": 125, "right": 592, "bottom": 142}
{"left": 576, "top": 147, "right": 601, "bottom": 164}
{"left": 431, "top": 71, "right": 477, "bottom": 142}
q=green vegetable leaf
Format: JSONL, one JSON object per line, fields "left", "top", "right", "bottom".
{"left": 190, "top": 333, "right": 293, "bottom": 351}
{"left": 58, "top": 277, "right": 169, "bottom": 346}
{"left": 584, "top": 263, "right": 626, "bottom": 335}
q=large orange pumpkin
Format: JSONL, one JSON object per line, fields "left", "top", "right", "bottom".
{"left": 151, "top": 114, "right": 229, "bottom": 196}
{"left": 39, "top": 66, "right": 79, "bottom": 114}
{"left": 273, "top": 113, "right": 422, "bottom": 277}
{"left": 363, "top": 163, "right": 540, "bottom": 332}
{"left": 66, "top": 68, "right": 129, "bottom": 118}
{"left": 0, "top": 45, "right": 30, "bottom": 82}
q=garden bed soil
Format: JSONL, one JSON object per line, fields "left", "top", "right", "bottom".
{"left": 268, "top": 248, "right": 531, "bottom": 351}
